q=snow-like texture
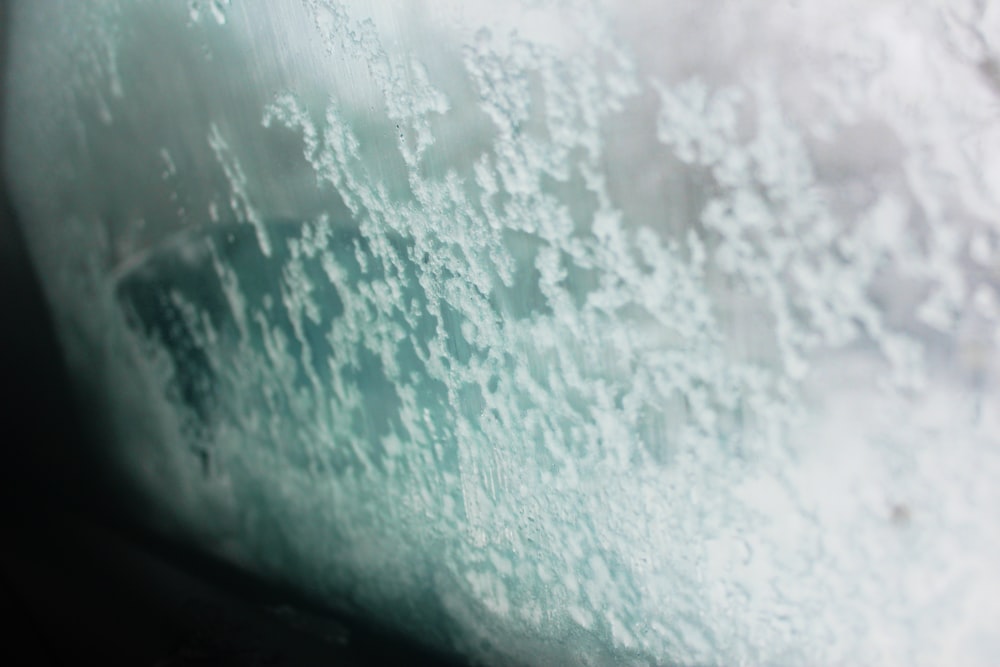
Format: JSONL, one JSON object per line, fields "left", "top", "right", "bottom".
{"left": 4, "top": 1, "right": 1000, "bottom": 664}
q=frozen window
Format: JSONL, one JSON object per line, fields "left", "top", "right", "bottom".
{"left": 4, "top": 1, "right": 1000, "bottom": 664}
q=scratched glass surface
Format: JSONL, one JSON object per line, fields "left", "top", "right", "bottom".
{"left": 4, "top": 1, "right": 1000, "bottom": 664}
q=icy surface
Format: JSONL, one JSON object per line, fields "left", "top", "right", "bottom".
{"left": 4, "top": 1, "right": 1000, "bottom": 664}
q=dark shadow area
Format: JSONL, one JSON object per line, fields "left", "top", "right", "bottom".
{"left": 0, "top": 8, "right": 467, "bottom": 665}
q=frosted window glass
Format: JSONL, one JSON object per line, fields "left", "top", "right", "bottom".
{"left": 4, "top": 1, "right": 1000, "bottom": 664}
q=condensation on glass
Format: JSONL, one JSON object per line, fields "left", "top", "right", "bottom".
{"left": 4, "top": 1, "right": 1000, "bottom": 664}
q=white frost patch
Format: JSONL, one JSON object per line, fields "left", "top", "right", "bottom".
{"left": 8, "top": 0, "right": 1000, "bottom": 665}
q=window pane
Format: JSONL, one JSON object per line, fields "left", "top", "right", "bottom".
{"left": 4, "top": 1, "right": 1000, "bottom": 664}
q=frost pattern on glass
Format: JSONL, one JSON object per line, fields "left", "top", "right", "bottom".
{"left": 4, "top": 0, "right": 1000, "bottom": 665}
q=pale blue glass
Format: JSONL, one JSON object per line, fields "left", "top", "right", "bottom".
{"left": 4, "top": 1, "right": 1000, "bottom": 664}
